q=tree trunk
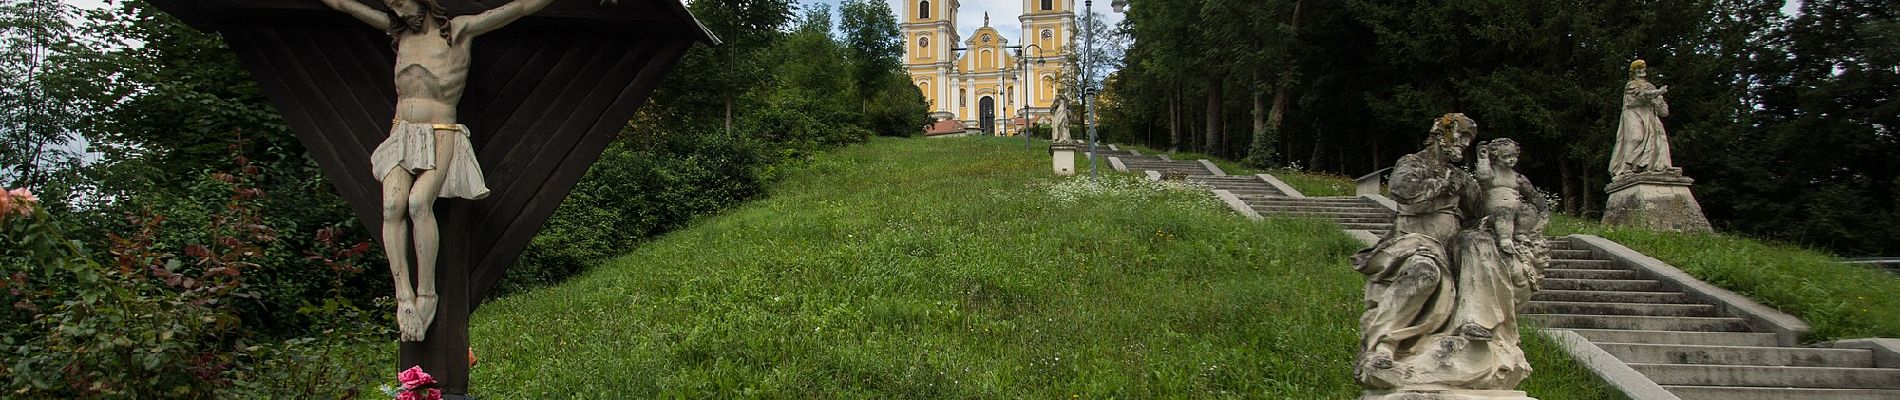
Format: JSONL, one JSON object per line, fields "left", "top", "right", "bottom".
{"left": 1582, "top": 164, "right": 1596, "bottom": 217}
{"left": 1560, "top": 160, "right": 1579, "bottom": 215}
{"left": 1205, "top": 77, "right": 1223, "bottom": 154}
{"left": 1168, "top": 87, "right": 1181, "bottom": 152}
{"left": 1266, "top": 0, "right": 1299, "bottom": 133}
{"left": 1308, "top": 130, "right": 1324, "bottom": 169}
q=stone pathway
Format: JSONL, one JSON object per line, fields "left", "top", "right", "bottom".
{"left": 1098, "top": 150, "right": 1900, "bottom": 400}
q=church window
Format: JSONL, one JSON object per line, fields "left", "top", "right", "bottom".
{"left": 1042, "top": 0, "right": 1052, "bottom": 11}
{"left": 918, "top": 1, "right": 930, "bottom": 19}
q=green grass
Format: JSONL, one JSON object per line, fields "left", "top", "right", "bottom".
{"left": 1549, "top": 215, "right": 1900, "bottom": 341}
{"left": 440, "top": 137, "right": 1615, "bottom": 398}
{"left": 1117, "top": 143, "right": 1359, "bottom": 197}
{"left": 1265, "top": 168, "right": 1356, "bottom": 197}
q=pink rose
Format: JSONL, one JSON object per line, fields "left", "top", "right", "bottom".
{"left": 2, "top": 188, "right": 33, "bottom": 217}
{"left": 426, "top": 388, "right": 443, "bottom": 400}
{"left": 398, "top": 365, "right": 437, "bottom": 388}
{"left": 396, "top": 391, "right": 420, "bottom": 400}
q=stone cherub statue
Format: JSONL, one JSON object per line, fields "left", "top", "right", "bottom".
{"left": 1474, "top": 139, "right": 1548, "bottom": 256}
{"left": 1609, "top": 59, "right": 1679, "bottom": 179}
{"left": 317, "top": 0, "right": 599, "bottom": 341}
{"left": 1352, "top": 113, "right": 1549, "bottom": 400}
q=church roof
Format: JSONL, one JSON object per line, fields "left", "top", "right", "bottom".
{"left": 925, "top": 119, "right": 970, "bottom": 135}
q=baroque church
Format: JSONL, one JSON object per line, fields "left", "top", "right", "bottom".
{"left": 904, "top": 0, "right": 1074, "bottom": 135}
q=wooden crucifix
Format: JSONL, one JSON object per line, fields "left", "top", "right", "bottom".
{"left": 148, "top": 0, "right": 716, "bottom": 395}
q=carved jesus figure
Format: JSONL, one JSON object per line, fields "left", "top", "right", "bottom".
{"left": 318, "top": 0, "right": 556, "bottom": 341}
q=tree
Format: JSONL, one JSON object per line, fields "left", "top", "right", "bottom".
{"left": 0, "top": 0, "right": 82, "bottom": 189}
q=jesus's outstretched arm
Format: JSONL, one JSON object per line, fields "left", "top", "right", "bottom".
{"left": 456, "top": 0, "right": 561, "bottom": 38}
{"left": 318, "top": 0, "right": 392, "bottom": 30}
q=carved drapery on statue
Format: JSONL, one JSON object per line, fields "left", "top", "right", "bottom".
{"left": 1609, "top": 59, "right": 1678, "bottom": 179}
{"left": 1352, "top": 114, "right": 1550, "bottom": 400}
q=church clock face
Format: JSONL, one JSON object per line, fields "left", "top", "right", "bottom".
{"left": 919, "top": 36, "right": 928, "bottom": 47}
{"left": 1041, "top": 29, "right": 1053, "bottom": 39}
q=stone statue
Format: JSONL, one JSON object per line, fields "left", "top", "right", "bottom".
{"left": 1352, "top": 113, "right": 1548, "bottom": 400}
{"left": 1051, "top": 98, "right": 1071, "bottom": 142}
{"left": 1608, "top": 59, "right": 1678, "bottom": 179}
{"left": 319, "top": 0, "right": 563, "bottom": 341}
{"left": 1600, "top": 60, "right": 1713, "bottom": 232}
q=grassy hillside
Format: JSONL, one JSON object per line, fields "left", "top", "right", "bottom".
{"left": 461, "top": 137, "right": 1616, "bottom": 398}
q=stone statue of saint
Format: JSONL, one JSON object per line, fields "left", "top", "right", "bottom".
{"left": 318, "top": 0, "right": 563, "bottom": 341}
{"left": 1608, "top": 59, "right": 1679, "bottom": 179}
{"left": 1352, "top": 113, "right": 1548, "bottom": 399}
{"left": 1051, "top": 98, "right": 1071, "bottom": 142}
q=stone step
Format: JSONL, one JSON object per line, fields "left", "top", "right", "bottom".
{"left": 1546, "top": 240, "right": 1575, "bottom": 250}
{"left": 1243, "top": 196, "right": 1375, "bottom": 204}
{"left": 1548, "top": 259, "right": 1620, "bottom": 270}
{"left": 1194, "top": 180, "right": 1271, "bottom": 187}
{"left": 1663, "top": 386, "right": 1900, "bottom": 400}
{"left": 1525, "top": 301, "right": 1717, "bottom": 317}
{"left": 1255, "top": 211, "right": 1394, "bottom": 219}
{"left": 1187, "top": 175, "right": 1263, "bottom": 181}
{"left": 1541, "top": 278, "right": 1673, "bottom": 292}
{"left": 1631, "top": 363, "right": 1900, "bottom": 390}
{"left": 1599, "top": 343, "right": 1875, "bottom": 368}
{"left": 1251, "top": 205, "right": 1390, "bottom": 214}
{"left": 1550, "top": 249, "right": 1595, "bottom": 259}
{"left": 1525, "top": 314, "right": 1752, "bottom": 332}
{"left": 1542, "top": 268, "right": 1640, "bottom": 280}
{"left": 1198, "top": 181, "right": 1274, "bottom": 189}
{"left": 1571, "top": 329, "right": 1781, "bottom": 347}
{"left": 1340, "top": 222, "right": 1396, "bottom": 230}
{"left": 1531, "top": 290, "right": 1693, "bottom": 304}
{"left": 1122, "top": 162, "right": 1205, "bottom": 168}
{"left": 1216, "top": 188, "right": 1283, "bottom": 196}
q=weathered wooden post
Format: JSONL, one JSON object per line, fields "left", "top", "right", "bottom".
{"left": 146, "top": 0, "right": 716, "bottom": 395}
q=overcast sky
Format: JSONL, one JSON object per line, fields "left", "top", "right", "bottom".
{"left": 65, "top": 0, "right": 1795, "bottom": 44}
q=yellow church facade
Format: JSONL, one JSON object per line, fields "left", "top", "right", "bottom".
{"left": 903, "top": 0, "right": 1074, "bottom": 135}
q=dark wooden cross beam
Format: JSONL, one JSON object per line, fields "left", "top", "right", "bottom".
{"left": 148, "top": 0, "right": 716, "bottom": 395}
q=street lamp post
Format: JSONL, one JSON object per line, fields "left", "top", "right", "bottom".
{"left": 1080, "top": 0, "right": 1128, "bottom": 179}
{"left": 1014, "top": 43, "right": 1045, "bottom": 149}
{"left": 1084, "top": 0, "right": 1098, "bottom": 179}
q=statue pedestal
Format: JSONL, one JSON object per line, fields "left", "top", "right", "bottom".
{"left": 1050, "top": 142, "right": 1077, "bottom": 176}
{"left": 1361, "top": 389, "right": 1536, "bottom": 400}
{"left": 1601, "top": 172, "right": 1713, "bottom": 232}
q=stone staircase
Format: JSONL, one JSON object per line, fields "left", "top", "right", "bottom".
{"left": 1099, "top": 152, "right": 1900, "bottom": 399}
{"left": 1526, "top": 239, "right": 1900, "bottom": 400}
{"left": 1242, "top": 195, "right": 1393, "bottom": 235}
{"left": 1111, "top": 155, "right": 1216, "bottom": 176}
{"left": 1192, "top": 175, "right": 1289, "bottom": 198}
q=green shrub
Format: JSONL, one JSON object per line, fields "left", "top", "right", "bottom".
{"left": 502, "top": 133, "right": 772, "bottom": 295}
{"left": 1, "top": 151, "right": 384, "bottom": 398}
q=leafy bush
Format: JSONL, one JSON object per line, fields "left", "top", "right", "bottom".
{"left": 501, "top": 133, "right": 771, "bottom": 295}
{"left": 1, "top": 144, "right": 384, "bottom": 398}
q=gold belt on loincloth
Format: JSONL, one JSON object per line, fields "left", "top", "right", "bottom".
{"left": 394, "top": 119, "right": 463, "bottom": 131}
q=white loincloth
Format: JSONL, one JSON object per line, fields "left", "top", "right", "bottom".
{"left": 371, "top": 120, "right": 490, "bottom": 200}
